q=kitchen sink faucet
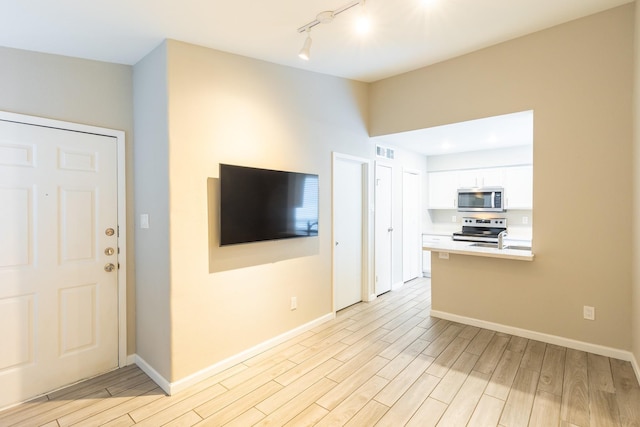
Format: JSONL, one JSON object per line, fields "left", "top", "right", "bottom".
{"left": 498, "top": 230, "right": 508, "bottom": 249}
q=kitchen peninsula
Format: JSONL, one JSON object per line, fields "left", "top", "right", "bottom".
{"left": 422, "top": 237, "right": 534, "bottom": 261}
{"left": 423, "top": 216, "right": 534, "bottom": 262}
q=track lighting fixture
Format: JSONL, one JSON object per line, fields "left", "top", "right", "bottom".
{"left": 297, "top": 0, "right": 368, "bottom": 60}
{"left": 298, "top": 29, "right": 312, "bottom": 61}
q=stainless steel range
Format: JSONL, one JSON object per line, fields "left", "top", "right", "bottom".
{"left": 452, "top": 217, "right": 507, "bottom": 243}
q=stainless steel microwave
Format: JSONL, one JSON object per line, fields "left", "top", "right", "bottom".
{"left": 457, "top": 187, "right": 505, "bottom": 212}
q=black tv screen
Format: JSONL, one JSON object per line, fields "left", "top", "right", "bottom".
{"left": 219, "top": 164, "right": 319, "bottom": 246}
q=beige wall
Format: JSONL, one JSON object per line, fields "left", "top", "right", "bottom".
{"left": 633, "top": 0, "right": 640, "bottom": 366}
{"left": 142, "top": 40, "right": 371, "bottom": 381}
{"left": 0, "top": 46, "right": 137, "bottom": 354}
{"left": 371, "top": 5, "right": 635, "bottom": 351}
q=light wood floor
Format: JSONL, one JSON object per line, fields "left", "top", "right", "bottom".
{"left": 2, "top": 278, "right": 640, "bottom": 426}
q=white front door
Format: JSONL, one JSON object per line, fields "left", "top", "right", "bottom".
{"left": 333, "top": 155, "right": 365, "bottom": 311}
{"left": 402, "top": 170, "right": 421, "bottom": 282}
{"left": 375, "top": 163, "right": 393, "bottom": 295}
{"left": 0, "top": 120, "right": 119, "bottom": 408}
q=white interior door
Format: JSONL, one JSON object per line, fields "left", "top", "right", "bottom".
{"left": 333, "top": 155, "right": 365, "bottom": 311}
{"left": 402, "top": 170, "right": 421, "bottom": 282}
{"left": 0, "top": 120, "right": 119, "bottom": 409}
{"left": 375, "top": 163, "right": 392, "bottom": 295}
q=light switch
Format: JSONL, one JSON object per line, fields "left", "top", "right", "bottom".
{"left": 140, "top": 214, "right": 150, "bottom": 229}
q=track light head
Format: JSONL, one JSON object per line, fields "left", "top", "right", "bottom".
{"left": 298, "top": 29, "right": 312, "bottom": 61}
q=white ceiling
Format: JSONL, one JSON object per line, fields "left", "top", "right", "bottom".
{"left": 0, "top": 0, "right": 632, "bottom": 83}
{"left": 373, "top": 110, "right": 534, "bottom": 156}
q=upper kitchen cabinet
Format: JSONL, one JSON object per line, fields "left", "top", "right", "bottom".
{"left": 428, "top": 165, "right": 532, "bottom": 210}
{"left": 503, "top": 165, "right": 533, "bottom": 209}
{"left": 428, "top": 170, "right": 458, "bottom": 209}
{"left": 458, "top": 168, "right": 503, "bottom": 188}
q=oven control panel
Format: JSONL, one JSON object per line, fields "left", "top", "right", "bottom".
{"left": 462, "top": 217, "right": 507, "bottom": 227}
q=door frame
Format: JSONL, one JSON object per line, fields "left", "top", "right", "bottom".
{"left": 0, "top": 110, "right": 128, "bottom": 367}
{"left": 331, "top": 152, "right": 374, "bottom": 310}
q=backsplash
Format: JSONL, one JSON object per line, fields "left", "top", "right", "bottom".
{"left": 426, "top": 209, "right": 533, "bottom": 240}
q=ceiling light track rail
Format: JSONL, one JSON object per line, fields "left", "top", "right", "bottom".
{"left": 297, "top": 0, "right": 362, "bottom": 33}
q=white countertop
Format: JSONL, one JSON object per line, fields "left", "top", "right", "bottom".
{"left": 423, "top": 236, "right": 534, "bottom": 261}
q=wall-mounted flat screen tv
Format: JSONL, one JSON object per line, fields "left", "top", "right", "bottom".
{"left": 219, "top": 164, "right": 319, "bottom": 246}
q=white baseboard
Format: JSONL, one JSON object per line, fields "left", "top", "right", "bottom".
{"left": 134, "top": 354, "right": 172, "bottom": 395}
{"left": 125, "top": 354, "right": 136, "bottom": 366}
{"left": 135, "top": 312, "right": 335, "bottom": 395}
{"left": 391, "top": 281, "right": 405, "bottom": 291}
{"left": 430, "top": 310, "right": 637, "bottom": 364}
{"left": 632, "top": 353, "right": 640, "bottom": 384}
{"left": 134, "top": 309, "right": 640, "bottom": 391}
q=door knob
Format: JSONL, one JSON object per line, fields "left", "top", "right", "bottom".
{"left": 104, "top": 263, "right": 116, "bottom": 272}
{"left": 105, "top": 228, "right": 115, "bottom": 236}
{"left": 104, "top": 247, "right": 115, "bottom": 256}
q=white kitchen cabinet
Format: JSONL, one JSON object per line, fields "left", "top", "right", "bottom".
{"left": 428, "top": 171, "right": 458, "bottom": 209}
{"left": 481, "top": 168, "right": 504, "bottom": 187}
{"left": 458, "top": 168, "right": 504, "bottom": 188}
{"left": 428, "top": 165, "right": 532, "bottom": 210}
{"left": 504, "top": 165, "right": 533, "bottom": 209}
{"left": 422, "top": 250, "right": 430, "bottom": 277}
{"left": 457, "top": 170, "right": 476, "bottom": 188}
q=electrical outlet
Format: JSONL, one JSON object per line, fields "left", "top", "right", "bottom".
{"left": 583, "top": 305, "right": 595, "bottom": 320}
{"left": 522, "top": 216, "right": 529, "bottom": 225}
{"left": 439, "top": 252, "right": 449, "bottom": 260}
{"left": 290, "top": 297, "right": 297, "bottom": 311}
{"left": 451, "top": 215, "right": 457, "bottom": 223}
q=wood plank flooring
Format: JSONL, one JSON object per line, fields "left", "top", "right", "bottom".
{"left": 2, "top": 278, "right": 639, "bottom": 426}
